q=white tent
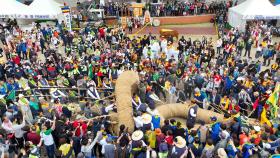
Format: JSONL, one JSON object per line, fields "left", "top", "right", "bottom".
{"left": 228, "top": 0, "right": 280, "bottom": 31}
{"left": 28, "top": 0, "right": 63, "bottom": 19}
{"left": 0, "top": 0, "right": 30, "bottom": 19}
{"left": 276, "top": 4, "right": 280, "bottom": 26}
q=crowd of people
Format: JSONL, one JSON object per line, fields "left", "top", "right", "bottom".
{"left": 0, "top": 2, "right": 279, "bottom": 158}
{"left": 93, "top": 0, "right": 236, "bottom": 17}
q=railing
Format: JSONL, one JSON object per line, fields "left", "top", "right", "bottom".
{"left": 6, "top": 87, "right": 115, "bottom": 103}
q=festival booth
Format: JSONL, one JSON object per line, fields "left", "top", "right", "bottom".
{"left": 0, "top": 0, "right": 30, "bottom": 19}
{"left": 228, "top": 0, "right": 280, "bottom": 31}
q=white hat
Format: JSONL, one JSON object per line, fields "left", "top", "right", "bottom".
{"left": 237, "top": 77, "right": 244, "bottom": 81}
{"left": 132, "top": 130, "right": 144, "bottom": 141}
{"left": 18, "top": 94, "right": 24, "bottom": 98}
{"left": 50, "top": 88, "right": 58, "bottom": 94}
{"left": 174, "top": 136, "right": 186, "bottom": 148}
{"left": 253, "top": 92, "right": 259, "bottom": 96}
{"left": 266, "top": 90, "right": 272, "bottom": 94}
{"left": 142, "top": 113, "right": 152, "bottom": 124}
{"left": 263, "top": 143, "right": 271, "bottom": 149}
{"left": 24, "top": 86, "right": 30, "bottom": 91}
{"left": 253, "top": 126, "right": 261, "bottom": 132}
{"left": 217, "top": 148, "right": 228, "bottom": 158}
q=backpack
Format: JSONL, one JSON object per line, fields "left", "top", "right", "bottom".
{"left": 159, "top": 142, "right": 168, "bottom": 152}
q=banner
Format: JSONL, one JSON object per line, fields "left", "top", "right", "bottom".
{"left": 61, "top": 6, "right": 72, "bottom": 31}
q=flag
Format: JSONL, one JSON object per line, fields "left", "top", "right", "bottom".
{"left": 7, "top": 89, "right": 16, "bottom": 100}
{"left": 266, "top": 84, "right": 280, "bottom": 119}
{"left": 88, "top": 64, "right": 93, "bottom": 80}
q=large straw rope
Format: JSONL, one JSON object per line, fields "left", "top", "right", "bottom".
{"left": 115, "top": 71, "right": 139, "bottom": 133}
{"left": 155, "top": 102, "right": 224, "bottom": 126}
{"left": 114, "top": 71, "right": 225, "bottom": 133}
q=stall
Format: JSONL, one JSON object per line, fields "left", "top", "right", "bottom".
{"left": 228, "top": 0, "right": 280, "bottom": 31}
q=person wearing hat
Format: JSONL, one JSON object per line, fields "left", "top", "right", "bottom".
{"left": 193, "top": 87, "right": 205, "bottom": 108}
{"left": 130, "top": 130, "right": 147, "bottom": 158}
{"left": 209, "top": 116, "right": 221, "bottom": 144}
{"left": 217, "top": 148, "right": 228, "bottom": 158}
{"left": 133, "top": 110, "right": 143, "bottom": 128}
{"left": 249, "top": 126, "right": 261, "bottom": 145}
{"left": 142, "top": 113, "right": 153, "bottom": 132}
{"left": 170, "top": 136, "right": 188, "bottom": 158}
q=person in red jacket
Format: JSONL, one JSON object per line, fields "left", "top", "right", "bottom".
{"left": 11, "top": 53, "right": 21, "bottom": 65}
{"left": 26, "top": 126, "right": 41, "bottom": 145}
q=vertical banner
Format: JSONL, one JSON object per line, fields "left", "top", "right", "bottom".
{"left": 121, "top": 17, "right": 127, "bottom": 29}
{"left": 61, "top": 6, "right": 72, "bottom": 31}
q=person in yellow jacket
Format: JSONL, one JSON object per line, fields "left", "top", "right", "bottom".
{"left": 260, "top": 108, "right": 272, "bottom": 127}
{"left": 220, "top": 95, "right": 231, "bottom": 111}
{"left": 58, "top": 137, "right": 74, "bottom": 158}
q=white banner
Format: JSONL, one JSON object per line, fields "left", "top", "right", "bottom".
{"left": 63, "top": 12, "right": 72, "bottom": 31}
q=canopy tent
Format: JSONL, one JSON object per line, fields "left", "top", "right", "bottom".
{"left": 276, "top": 4, "right": 280, "bottom": 26}
{"left": 228, "top": 0, "right": 280, "bottom": 31}
{"left": 28, "top": 0, "right": 63, "bottom": 19}
{"left": 0, "top": 0, "right": 30, "bottom": 19}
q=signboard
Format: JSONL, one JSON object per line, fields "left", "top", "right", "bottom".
{"left": 131, "top": 3, "right": 144, "bottom": 17}
{"left": 121, "top": 17, "right": 127, "bottom": 28}
{"left": 61, "top": 6, "right": 72, "bottom": 31}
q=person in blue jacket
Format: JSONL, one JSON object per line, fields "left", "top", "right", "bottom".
{"left": 19, "top": 40, "right": 27, "bottom": 59}
{"left": 210, "top": 116, "right": 221, "bottom": 145}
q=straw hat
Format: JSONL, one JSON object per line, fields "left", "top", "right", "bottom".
{"left": 266, "top": 90, "right": 272, "bottom": 94}
{"left": 142, "top": 113, "right": 152, "bottom": 124}
{"left": 253, "top": 126, "right": 261, "bottom": 132}
{"left": 132, "top": 130, "right": 144, "bottom": 141}
{"left": 253, "top": 91, "right": 259, "bottom": 97}
{"left": 18, "top": 94, "right": 24, "bottom": 98}
{"left": 217, "top": 148, "right": 228, "bottom": 158}
{"left": 174, "top": 136, "right": 186, "bottom": 148}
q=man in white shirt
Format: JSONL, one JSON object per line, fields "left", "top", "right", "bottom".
{"left": 133, "top": 112, "right": 143, "bottom": 129}
{"left": 216, "top": 38, "right": 223, "bottom": 55}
